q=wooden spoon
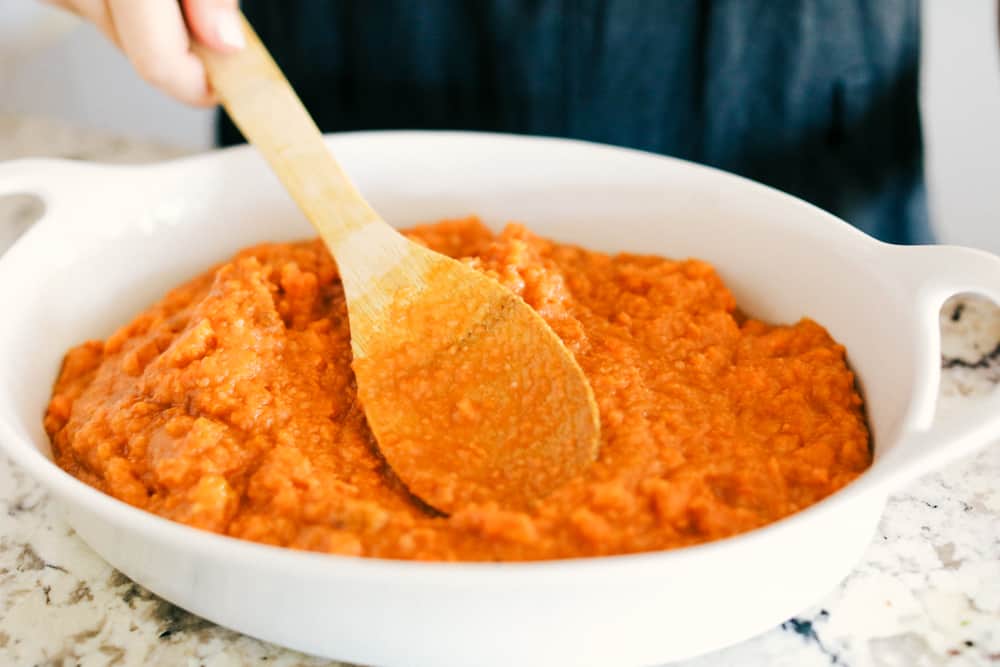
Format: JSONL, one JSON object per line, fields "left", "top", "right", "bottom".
{"left": 193, "top": 15, "right": 599, "bottom": 514}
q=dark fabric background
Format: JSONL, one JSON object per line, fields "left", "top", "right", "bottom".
{"left": 221, "top": 0, "right": 929, "bottom": 244}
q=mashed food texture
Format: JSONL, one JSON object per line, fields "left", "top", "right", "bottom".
{"left": 46, "top": 218, "right": 870, "bottom": 561}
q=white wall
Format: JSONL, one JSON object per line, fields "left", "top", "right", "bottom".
{"left": 2, "top": 1, "right": 999, "bottom": 249}
{"left": 0, "top": 9, "right": 214, "bottom": 150}
{"left": 921, "top": 0, "right": 1000, "bottom": 251}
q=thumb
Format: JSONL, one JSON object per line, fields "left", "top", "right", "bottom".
{"left": 183, "top": 0, "right": 244, "bottom": 52}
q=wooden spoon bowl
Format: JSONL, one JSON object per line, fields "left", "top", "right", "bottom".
{"left": 194, "top": 15, "right": 600, "bottom": 513}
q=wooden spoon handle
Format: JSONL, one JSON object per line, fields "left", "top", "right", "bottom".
{"left": 193, "top": 14, "right": 380, "bottom": 248}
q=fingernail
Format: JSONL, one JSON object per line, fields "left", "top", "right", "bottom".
{"left": 214, "top": 11, "right": 245, "bottom": 50}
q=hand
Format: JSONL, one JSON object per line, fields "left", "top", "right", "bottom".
{"left": 42, "top": 0, "right": 244, "bottom": 107}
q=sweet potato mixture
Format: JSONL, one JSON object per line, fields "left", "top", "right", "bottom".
{"left": 46, "top": 218, "right": 870, "bottom": 561}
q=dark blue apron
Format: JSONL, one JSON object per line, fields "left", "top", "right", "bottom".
{"left": 225, "top": 0, "right": 929, "bottom": 244}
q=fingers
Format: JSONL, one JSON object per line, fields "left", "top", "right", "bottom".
{"left": 107, "top": 0, "right": 214, "bottom": 106}
{"left": 182, "top": 0, "right": 244, "bottom": 52}
{"left": 42, "top": 0, "right": 245, "bottom": 108}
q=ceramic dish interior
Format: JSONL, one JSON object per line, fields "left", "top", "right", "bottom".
{"left": 1, "top": 132, "right": 999, "bottom": 667}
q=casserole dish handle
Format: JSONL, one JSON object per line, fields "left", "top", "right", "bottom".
{"left": 0, "top": 158, "right": 105, "bottom": 256}
{"left": 888, "top": 244, "right": 1000, "bottom": 482}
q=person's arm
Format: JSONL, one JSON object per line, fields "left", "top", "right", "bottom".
{"left": 41, "top": 0, "right": 243, "bottom": 106}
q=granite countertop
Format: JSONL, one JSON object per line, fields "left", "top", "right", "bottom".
{"left": 1, "top": 114, "right": 997, "bottom": 667}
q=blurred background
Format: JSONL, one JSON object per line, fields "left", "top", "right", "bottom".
{"left": 1, "top": 1, "right": 998, "bottom": 251}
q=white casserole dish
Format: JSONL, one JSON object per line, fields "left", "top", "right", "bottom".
{"left": 1, "top": 132, "right": 998, "bottom": 667}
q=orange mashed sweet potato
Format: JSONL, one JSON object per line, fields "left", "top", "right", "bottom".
{"left": 46, "top": 218, "right": 870, "bottom": 561}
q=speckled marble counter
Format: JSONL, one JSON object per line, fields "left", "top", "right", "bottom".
{"left": 1, "top": 115, "right": 998, "bottom": 667}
